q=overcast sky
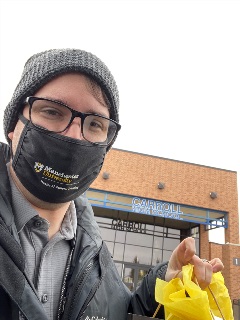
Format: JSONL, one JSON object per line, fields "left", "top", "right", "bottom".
{"left": 0, "top": 0, "right": 239, "bottom": 241}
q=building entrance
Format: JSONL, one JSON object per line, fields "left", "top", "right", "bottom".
{"left": 93, "top": 207, "right": 199, "bottom": 291}
{"left": 122, "top": 262, "right": 149, "bottom": 292}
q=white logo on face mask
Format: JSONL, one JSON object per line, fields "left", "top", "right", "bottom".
{"left": 34, "top": 162, "right": 44, "bottom": 172}
{"left": 33, "top": 162, "right": 79, "bottom": 179}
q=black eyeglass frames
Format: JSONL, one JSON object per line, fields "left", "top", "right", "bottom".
{"left": 24, "top": 96, "right": 121, "bottom": 146}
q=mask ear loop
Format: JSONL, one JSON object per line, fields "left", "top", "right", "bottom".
{"left": 8, "top": 140, "right": 13, "bottom": 161}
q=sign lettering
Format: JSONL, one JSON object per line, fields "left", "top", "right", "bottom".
{"left": 111, "top": 219, "right": 146, "bottom": 233}
{"left": 132, "top": 197, "right": 183, "bottom": 220}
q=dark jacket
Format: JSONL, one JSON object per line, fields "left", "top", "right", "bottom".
{"left": 0, "top": 143, "right": 166, "bottom": 320}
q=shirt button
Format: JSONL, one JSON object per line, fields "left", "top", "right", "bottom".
{"left": 34, "top": 220, "right": 43, "bottom": 228}
{"left": 41, "top": 293, "right": 48, "bottom": 303}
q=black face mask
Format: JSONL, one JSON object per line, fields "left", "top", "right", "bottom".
{"left": 11, "top": 116, "right": 107, "bottom": 203}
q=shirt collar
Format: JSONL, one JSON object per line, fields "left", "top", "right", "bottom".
{"left": 60, "top": 201, "right": 77, "bottom": 240}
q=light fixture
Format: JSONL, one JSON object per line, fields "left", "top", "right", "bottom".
{"left": 210, "top": 192, "right": 217, "bottom": 199}
{"left": 157, "top": 182, "right": 165, "bottom": 189}
{"left": 102, "top": 171, "right": 110, "bottom": 180}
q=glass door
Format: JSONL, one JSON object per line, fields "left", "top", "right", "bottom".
{"left": 123, "top": 262, "right": 150, "bottom": 292}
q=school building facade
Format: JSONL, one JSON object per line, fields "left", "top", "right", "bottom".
{"left": 87, "top": 148, "right": 239, "bottom": 305}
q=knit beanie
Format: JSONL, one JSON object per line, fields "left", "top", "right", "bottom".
{"left": 3, "top": 48, "right": 119, "bottom": 149}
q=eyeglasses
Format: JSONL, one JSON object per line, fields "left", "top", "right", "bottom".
{"left": 25, "top": 96, "right": 121, "bottom": 146}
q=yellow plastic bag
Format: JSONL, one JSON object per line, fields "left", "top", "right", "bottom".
{"left": 154, "top": 264, "right": 233, "bottom": 320}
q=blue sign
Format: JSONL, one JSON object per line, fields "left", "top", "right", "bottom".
{"left": 132, "top": 197, "right": 183, "bottom": 220}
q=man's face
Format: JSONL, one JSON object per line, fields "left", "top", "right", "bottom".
{"left": 8, "top": 73, "right": 110, "bottom": 154}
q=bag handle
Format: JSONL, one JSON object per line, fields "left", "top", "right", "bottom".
{"left": 194, "top": 277, "right": 225, "bottom": 320}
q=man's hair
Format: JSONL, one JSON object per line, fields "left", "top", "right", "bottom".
{"left": 3, "top": 48, "right": 119, "bottom": 150}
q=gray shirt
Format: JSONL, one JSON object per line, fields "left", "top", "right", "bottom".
{"left": 8, "top": 165, "right": 77, "bottom": 320}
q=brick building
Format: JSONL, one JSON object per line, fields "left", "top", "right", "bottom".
{"left": 87, "top": 148, "right": 239, "bottom": 303}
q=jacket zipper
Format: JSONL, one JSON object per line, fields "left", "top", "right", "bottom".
{"left": 77, "top": 271, "right": 104, "bottom": 320}
{"left": 57, "top": 245, "right": 75, "bottom": 319}
{"left": 65, "top": 249, "right": 101, "bottom": 320}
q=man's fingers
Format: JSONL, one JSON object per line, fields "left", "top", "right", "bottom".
{"left": 191, "top": 257, "right": 213, "bottom": 289}
{"left": 209, "top": 257, "right": 224, "bottom": 273}
{"left": 166, "top": 237, "right": 197, "bottom": 282}
{"left": 180, "top": 237, "right": 196, "bottom": 262}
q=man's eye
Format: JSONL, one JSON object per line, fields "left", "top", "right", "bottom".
{"left": 41, "top": 108, "right": 63, "bottom": 117}
{"left": 89, "top": 120, "right": 103, "bottom": 130}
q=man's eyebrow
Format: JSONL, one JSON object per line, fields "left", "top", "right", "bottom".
{"left": 41, "top": 96, "right": 69, "bottom": 105}
{"left": 40, "top": 96, "right": 110, "bottom": 117}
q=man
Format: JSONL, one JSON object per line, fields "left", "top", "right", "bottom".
{"left": 0, "top": 49, "right": 223, "bottom": 320}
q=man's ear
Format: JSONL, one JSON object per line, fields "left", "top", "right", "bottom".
{"left": 8, "top": 132, "right": 13, "bottom": 141}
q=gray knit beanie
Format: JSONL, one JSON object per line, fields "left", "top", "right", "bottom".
{"left": 3, "top": 48, "right": 119, "bottom": 149}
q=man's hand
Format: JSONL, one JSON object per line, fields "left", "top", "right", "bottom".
{"left": 165, "top": 237, "right": 224, "bottom": 289}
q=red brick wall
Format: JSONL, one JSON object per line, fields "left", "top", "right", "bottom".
{"left": 222, "top": 244, "right": 240, "bottom": 299}
{"left": 209, "top": 242, "right": 223, "bottom": 262}
{"left": 200, "top": 225, "right": 210, "bottom": 260}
